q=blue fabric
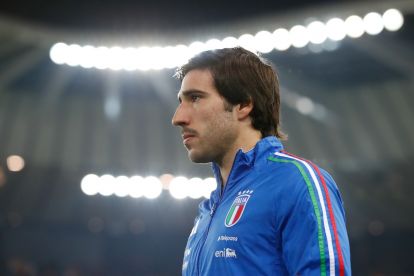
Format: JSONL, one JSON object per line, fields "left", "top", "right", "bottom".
{"left": 182, "top": 136, "right": 351, "bottom": 275}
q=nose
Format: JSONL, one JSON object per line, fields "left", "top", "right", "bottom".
{"left": 172, "top": 104, "right": 190, "bottom": 126}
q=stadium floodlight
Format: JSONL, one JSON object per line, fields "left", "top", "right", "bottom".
{"left": 238, "top": 33, "right": 256, "bottom": 53}
{"left": 99, "top": 174, "right": 116, "bottom": 196}
{"left": 142, "top": 176, "right": 163, "bottom": 199}
{"left": 382, "top": 9, "right": 404, "bottom": 31}
{"left": 289, "top": 25, "right": 309, "bottom": 48}
{"left": 188, "top": 41, "right": 207, "bottom": 57}
{"left": 50, "top": 8, "right": 404, "bottom": 71}
{"left": 81, "top": 174, "right": 99, "bottom": 196}
{"left": 254, "top": 30, "right": 275, "bottom": 53}
{"left": 49, "top": 42, "right": 67, "bottom": 64}
{"left": 221, "top": 36, "right": 239, "bottom": 48}
{"left": 363, "top": 12, "right": 384, "bottom": 35}
{"left": 202, "top": 177, "right": 217, "bottom": 199}
{"left": 129, "top": 175, "right": 144, "bottom": 198}
{"left": 169, "top": 176, "right": 189, "bottom": 199}
{"left": 326, "top": 18, "right": 346, "bottom": 41}
{"left": 345, "top": 15, "right": 365, "bottom": 38}
{"left": 205, "top": 38, "right": 223, "bottom": 50}
{"left": 273, "top": 28, "right": 291, "bottom": 51}
{"left": 307, "top": 21, "right": 328, "bottom": 44}
{"left": 187, "top": 178, "right": 205, "bottom": 199}
{"left": 114, "top": 175, "right": 130, "bottom": 197}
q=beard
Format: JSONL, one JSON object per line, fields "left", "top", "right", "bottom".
{"left": 187, "top": 112, "right": 237, "bottom": 165}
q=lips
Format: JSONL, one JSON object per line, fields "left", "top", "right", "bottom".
{"left": 182, "top": 132, "right": 196, "bottom": 145}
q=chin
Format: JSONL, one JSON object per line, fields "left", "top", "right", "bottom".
{"left": 188, "top": 151, "right": 211, "bottom": 164}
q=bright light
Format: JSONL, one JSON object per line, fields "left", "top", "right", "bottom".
{"left": 49, "top": 43, "right": 68, "bottom": 64}
{"left": 81, "top": 174, "right": 99, "bottom": 196}
{"left": 169, "top": 176, "right": 188, "bottom": 199}
{"left": 383, "top": 9, "right": 404, "bottom": 31}
{"left": 289, "top": 25, "right": 309, "bottom": 48}
{"left": 129, "top": 175, "right": 144, "bottom": 198}
{"left": 238, "top": 33, "right": 256, "bottom": 52}
{"left": 345, "top": 15, "right": 365, "bottom": 38}
{"left": 78, "top": 45, "right": 96, "bottom": 69}
{"left": 107, "top": 46, "right": 125, "bottom": 71}
{"left": 202, "top": 178, "right": 217, "bottom": 199}
{"left": 188, "top": 41, "right": 207, "bottom": 57}
{"left": 6, "top": 155, "right": 25, "bottom": 172}
{"left": 363, "top": 12, "right": 384, "bottom": 35}
{"left": 142, "top": 176, "right": 163, "bottom": 199}
{"left": 254, "top": 30, "right": 274, "bottom": 53}
{"left": 307, "top": 21, "right": 328, "bottom": 44}
{"left": 273, "top": 28, "right": 291, "bottom": 51}
{"left": 51, "top": 9, "right": 403, "bottom": 70}
{"left": 326, "top": 18, "right": 346, "bottom": 41}
{"left": 187, "top": 177, "right": 204, "bottom": 199}
{"left": 296, "top": 97, "right": 315, "bottom": 114}
{"left": 169, "top": 45, "right": 190, "bottom": 68}
{"left": 114, "top": 176, "right": 130, "bottom": 197}
{"left": 205, "top": 38, "right": 222, "bottom": 50}
{"left": 221, "top": 36, "right": 239, "bottom": 48}
{"left": 99, "top": 174, "right": 115, "bottom": 196}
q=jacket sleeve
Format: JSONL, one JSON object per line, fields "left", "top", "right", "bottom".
{"left": 277, "top": 166, "right": 351, "bottom": 275}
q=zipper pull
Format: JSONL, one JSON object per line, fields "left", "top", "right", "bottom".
{"left": 210, "top": 203, "right": 216, "bottom": 216}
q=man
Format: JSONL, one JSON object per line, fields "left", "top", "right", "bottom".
{"left": 172, "top": 47, "right": 351, "bottom": 275}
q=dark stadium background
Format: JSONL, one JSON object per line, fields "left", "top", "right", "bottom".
{"left": 0, "top": 0, "right": 413, "bottom": 274}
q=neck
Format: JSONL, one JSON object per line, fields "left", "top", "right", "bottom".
{"left": 216, "top": 129, "right": 262, "bottom": 187}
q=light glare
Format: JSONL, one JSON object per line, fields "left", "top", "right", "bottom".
{"left": 254, "top": 31, "right": 274, "bottom": 53}
{"left": 363, "top": 12, "right": 384, "bottom": 35}
{"left": 383, "top": 9, "right": 404, "bottom": 31}
{"left": 307, "top": 21, "right": 328, "bottom": 44}
{"left": 143, "top": 176, "right": 163, "bottom": 199}
{"left": 273, "top": 28, "right": 291, "bottom": 51}
{"left": 81, "top": 174, "right": 99, "bottom": 196}
{"left": 326, "top": 18, "right": 346, "bottom": 41}
{"left": 289, "top": 25, "right": 309, "bottom": 48}
{"left": 6, "top": 155, "right": 25, "bottom": 172}
{"left": 169, "top": 176, "right": 188, "bottom": 199}
{"left": 345, "top": 15, "right": 365, "bottom": 38}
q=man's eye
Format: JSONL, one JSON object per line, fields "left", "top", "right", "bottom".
{"left": 191, "top": 95, "right": 201, "bottom": 102}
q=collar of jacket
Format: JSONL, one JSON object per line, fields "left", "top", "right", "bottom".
{"left": 210, "top": 136, "right": 284, "bottom": 197}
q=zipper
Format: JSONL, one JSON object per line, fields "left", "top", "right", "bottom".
{"left": 195, "top": 150, "right": 243, "bottom": 275}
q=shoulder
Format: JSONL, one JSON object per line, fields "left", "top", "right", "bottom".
{"left": 265, "top": 150, "right": 341, "bottom": 204}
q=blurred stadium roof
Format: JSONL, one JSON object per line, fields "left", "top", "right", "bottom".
{"left": 0, "top": 0, "right": 413, "bottom": 275}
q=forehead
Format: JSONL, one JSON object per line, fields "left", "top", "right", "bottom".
{"left": 178, "top": 69, "right": 218, "bottom": 96}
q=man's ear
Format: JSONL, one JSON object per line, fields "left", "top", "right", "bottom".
{"left": 236, "top": 100, "right": 253, "bottom": 120}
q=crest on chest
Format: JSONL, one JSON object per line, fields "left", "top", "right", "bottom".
{"left": 224, "top": 190, "right": 253, "bottom": 227}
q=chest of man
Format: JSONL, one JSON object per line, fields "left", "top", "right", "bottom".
{"left": 183, "top": 174, "right": 289, "bottom": 275}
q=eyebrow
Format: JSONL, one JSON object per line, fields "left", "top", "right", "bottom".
{"left": 177, "top": 89, "right": 208, "bottom": 100}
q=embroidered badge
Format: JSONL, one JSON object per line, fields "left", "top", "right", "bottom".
{"left": 224, "top": 190, "right": 253, "bottom": 227}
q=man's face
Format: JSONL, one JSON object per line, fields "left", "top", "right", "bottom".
{"left": 172, "top": 69, "right": 238, "bottom": 163}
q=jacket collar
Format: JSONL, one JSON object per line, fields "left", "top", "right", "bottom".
{"left": 211, "top": 136, "right": 284, "bottom": 195}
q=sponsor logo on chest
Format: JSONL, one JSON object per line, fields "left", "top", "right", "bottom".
{"left": 215, "top": 248, "right": 237, "bottom": 258}
{"left": 224, "top": 190, "right": 253, "bottom": 227}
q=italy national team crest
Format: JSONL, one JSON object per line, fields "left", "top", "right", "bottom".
{"left": 225, "top": 190, "right": 253, "bottom": 227}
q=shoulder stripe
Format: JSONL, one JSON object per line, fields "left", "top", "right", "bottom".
{"left": 271, "top": 151, "right": 339, "bottom": 276}
{"left": 268, "top": 154, "right": 327, "bottom": 276}
{"left": 281, "top": 151, "right": 345, "bottom": 276}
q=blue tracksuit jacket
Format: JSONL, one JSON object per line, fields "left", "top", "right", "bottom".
{"left": 182, "top": 136, "right": 351, "bottom": 275}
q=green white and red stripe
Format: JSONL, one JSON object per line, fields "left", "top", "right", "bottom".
{"left": 268, "top": 151, "right": 345, "bottom": 276}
